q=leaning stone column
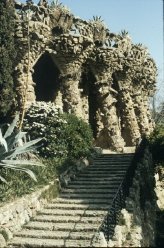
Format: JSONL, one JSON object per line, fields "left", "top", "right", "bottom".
{"left": 133, "top": 88, "right": 152, "bottom": 136}
{"left": 95, "top": 75, "right": 125, "bottom": 151}
{"left": 116, "top": 72, "right": 141, "bottom": 145}
{"left": 89, "top": 46, "right": 125, "bottom": 151}
{"left": 60, "top": 72, "right": 84, "bottom": 119}
{"left": 142, "top": 90, "right": 155, "bottom": 133}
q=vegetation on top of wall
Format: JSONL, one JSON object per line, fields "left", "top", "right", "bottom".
{"left": 50, "top": 0, "right": 71, "bottom": 14}
{"left": 0, "top": 155, "right": 62, "bottom": 204}
{"left": 0, "top": 0, "right": 17, "bottom": 122}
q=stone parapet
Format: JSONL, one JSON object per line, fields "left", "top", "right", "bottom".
{"left": 0, "top": 181, "right": 57, "bottom": 246}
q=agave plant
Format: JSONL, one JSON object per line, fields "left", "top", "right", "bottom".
{"left": 92, "top": 16, "right": 104, "bottom": 23}
{"left": 0, "top": 115, "right": 43, "bottom": 183}
{"left": 51, "top": 0, "right": 63, "bottom": 8}
{"left": 51, "top": 0, "right": 70, "bottom": 11}
{"left": 119, "top": 30, "right": 129, "bottom": 38}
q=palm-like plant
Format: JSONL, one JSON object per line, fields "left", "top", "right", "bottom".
{"left": 0, "top": 115, "right": 43, "bottom": 183}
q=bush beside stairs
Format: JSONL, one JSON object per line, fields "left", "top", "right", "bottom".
{"left": 8, "top": 153, "right": 134, "bottom": 247}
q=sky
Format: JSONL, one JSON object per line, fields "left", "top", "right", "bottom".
{"left": 21, "top": 0, "right": 164, "bottom": 105}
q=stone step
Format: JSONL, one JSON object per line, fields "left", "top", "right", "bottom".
{"left": 93, "top": 161, "right": 132, "bottom": 164}
{"left": 81, "top": 167, "right": 128, "bottom": 171}
{"left": 14, "top": 229, "right": 95, "bottom": 240}
{"left": 33, "top": 215, "right": 104, "bottom": 224}
{"left": 94, "top": 159, "right": 131, "bottom": 162}
{"left": 93, "top": 157, "right": 132, "bottom": 163}
{"left": 95, "top": 157, "right": 133, "bottom": 161}
{"left": 97, "top": 153, "right": 134, "bottom": 157}
{"left": 92, "top": 161, "right": 130, "bottom": 169}
{"left": 71, "top": 174, "right": 123, "bottom": 183}
{"left": 25, "top": 221, "right": 100, "bottom": 231}
{"left": 92, "top": 164, "right": 130, "bottom": 168}
{"left": 67, "top": 184, "right": 119, "bottom": 189}
{"left": 52, "top": 198, "right": 111, "bottom": 204}
{"left": 78, "top": 171, "right": 126, "bottom": 176}
{"left": 38, "top": 209, "right": 108, "bottom": 217}
{"left": 46, "top": 203, "right": 109, "bottom": 210}
{"left": 76, "top": 174, "right": 125, "bottom": 179}
{"left": 61, "top": 188, "right": 117, "bottom": 194}
{"left": 9, "top": 237, "right": 92, "bottom": 247}
{"left": 87, "top": 164, "right": 128, "bottom": 168}
{"left": 9, "top": 237, "right": 64, "bottom": 248}
{"left": 94, "top": 157, "right": 132, "bottom": 160}
{"left": 69, "top": 180, "right": 121, "bottom": 185}
{"left": 60, "top": 193, "right": 113, "bottom": 199}
{"left": 65, "top": 239, "right": 92, "bottom": 247}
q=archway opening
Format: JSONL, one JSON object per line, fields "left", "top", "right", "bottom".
{"left": 80, "top": 68, "right": 98, "bottom": 138}
{"left": 32, "top": 52, "right": 60, "bottom": 102}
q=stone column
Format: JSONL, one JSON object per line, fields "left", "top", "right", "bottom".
{"left": 116, "top": 73, "right": 141, "bottom": 146}
{"left": 14, "top": 62, "right": 36, "bottom": 110}
{"left": 133, "top": 89, "right": 152, "bottom": 136}
{"left": 142, "top": 91, "right": 155, "bottom": 133}
{"left": 95, "top": 75, "right": 125, "bottom": 151}
{"left": 60, "top": 73, "right": 84, "bottom": 119}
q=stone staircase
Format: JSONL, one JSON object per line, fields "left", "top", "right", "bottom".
{"left": 8, "top": 153, "right": 134, "bottom": 247}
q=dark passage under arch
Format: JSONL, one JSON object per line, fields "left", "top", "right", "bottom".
{"left": 80, "top": 68, "right": 99, "bottom": 138}
{"left": 32, "top": 53, "right": 60, "bottom": 102}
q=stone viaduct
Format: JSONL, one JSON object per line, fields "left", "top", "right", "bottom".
{"left": 14, "top": 0, "right": 157, "bottom": 151}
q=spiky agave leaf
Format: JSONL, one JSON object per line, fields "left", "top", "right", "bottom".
{"left": 6, "top": 131, "right": 27, "bottom": 151}
{"left": 6, "top": 138, "right": 42, "bottom": 159}
{"left": 0, "top": 157, "right": 44, "bottom": 182}
{"left": 0, "top": 163, "right": 37, "bottom": 182}
{"left": 0, "top": 175, "right": 7, "bottom": 184}
{"left": 0, "top": 115, "right": 43, "bottom": 183}
{"left": 1, "top": 160, "right": 43, "bottom": 167}
{"left": 4, "top": 114, "right": 19, "bottom": 139}
{"left": 0, "top": 129, "right": 8, "bottom": 152}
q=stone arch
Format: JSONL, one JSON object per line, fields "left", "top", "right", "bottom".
{"left": 32, "top": 52, "right": 61, "bottom": 102}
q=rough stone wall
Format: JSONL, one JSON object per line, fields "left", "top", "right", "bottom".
{"left": 0, "top": 182, "right": 57, "bottom": 247}
{"left": 154, "top": 166, "right": 164, "bottom": 246}
{"left": 14, "top": 1, "right": 157, "bottom": 151}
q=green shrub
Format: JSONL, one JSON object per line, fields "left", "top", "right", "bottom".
{"left": 23, "top": 102, "right": 93, "bottom": 160}
{"left": 149, "top": 124, "right": 164, "bottom": 163}
{"left": 0, "top": 1, "right": 17, "bottom": 121}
